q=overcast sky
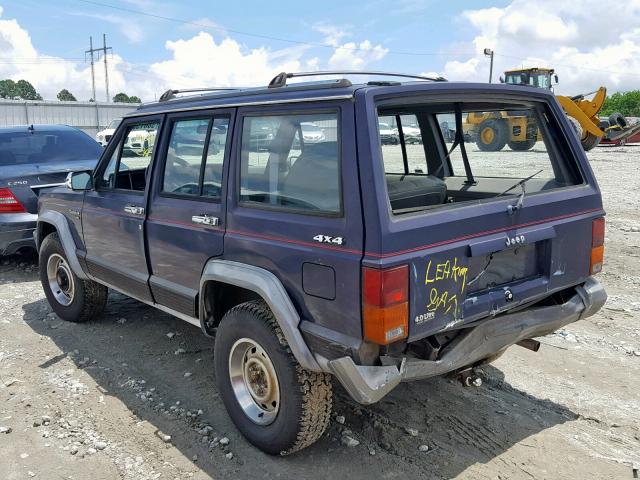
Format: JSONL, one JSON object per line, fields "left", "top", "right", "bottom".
{"left": 0, "top": 0, "right": 639, "bottom": 102}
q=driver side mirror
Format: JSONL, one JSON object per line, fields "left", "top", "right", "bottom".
{"left": 554, "top": 74, "right": 559, "bottom": 84}
{"left": 499, "top": 76, "right": 505, "bottom": 83}
{"left": 65, "top": 171, "right": 93, "bottom": 191}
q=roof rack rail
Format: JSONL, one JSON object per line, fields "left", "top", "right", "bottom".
{"left": 159, "top": 87, "right": 240, "bottom": 102}
{"left": 268, "top": 71, "right": 447, "bottom": 88}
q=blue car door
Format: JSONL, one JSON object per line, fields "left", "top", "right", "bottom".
{"left": 82, "top": 115, "right": 163, "bottom": 302}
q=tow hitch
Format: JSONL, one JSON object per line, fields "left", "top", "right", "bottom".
{"left": 457, "top": 368, "right": 483, "bottom": 387}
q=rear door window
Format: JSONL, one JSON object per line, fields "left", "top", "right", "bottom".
{"left": 239, "top": 112, "right": 340, "bottom": 214}
{"left": 377, "top": 101, "right": 582, "bottom": 215}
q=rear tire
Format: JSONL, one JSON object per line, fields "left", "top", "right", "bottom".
{"left": 214, "top": 300, "right": 332, "bottom": 455}
{"left": 39, "top": 233, "right": 108, "bottom": 322}
{"left": 476, "top": 119, "right": 507, "bottom": 152}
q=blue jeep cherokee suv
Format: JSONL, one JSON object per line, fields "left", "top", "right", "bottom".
{"left": 36, "top": 72, "right": 607, "bottom": 455}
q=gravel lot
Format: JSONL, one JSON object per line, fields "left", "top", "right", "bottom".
{"left": 1, "top": 145, "right": 639, "bottom": 480}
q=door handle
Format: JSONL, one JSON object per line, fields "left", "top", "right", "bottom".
{"left": 124, "top": 205, "right": 145, "bottom": 215}
{"left": 191, "top": 214, "right": 220, "bottom": 226}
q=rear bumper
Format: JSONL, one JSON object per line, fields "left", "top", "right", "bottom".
{"left": 328, "top": 277, "right": 606, "bottom": 404}
{"left": 0, "top": 213, "right": 37, "bottom": 255}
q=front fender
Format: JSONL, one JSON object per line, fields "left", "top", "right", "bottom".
{"left": 37, "top": 211, "right": 89, "bottom": 280}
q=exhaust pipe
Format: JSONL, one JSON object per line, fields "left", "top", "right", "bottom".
{"left": 516, "top": 339, "right": 540, "bottom": 352}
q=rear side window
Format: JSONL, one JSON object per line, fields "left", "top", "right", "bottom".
{"left": 239, "top": 112, "right": 340, "bottom": 214}
{"left": 377, "top": 101, "right": 582, "bottom": 215}
{"left": 0, "top": 129, "right": 101, "bottom": 166}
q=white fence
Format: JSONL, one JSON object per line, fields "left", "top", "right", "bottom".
{"left": 0, "top": 99, "right": 140, "bottom": 137}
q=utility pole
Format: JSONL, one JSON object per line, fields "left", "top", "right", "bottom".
{"left": 484, "top": 48, "right": 494, "bottom": 83}
{"left": 102, "top": 34, "right": 112, "bottom": 102}
{"left": 86, "top": 36, "right": 97, "bottom": 102}
{"left": 86, "top": 35, "right": 112, "bottom": 102}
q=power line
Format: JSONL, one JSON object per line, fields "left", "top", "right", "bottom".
{"left": 71, "top": 0, "right": 640, "bottom": 79}
{"left": 72, "top": 0, "right": 474, "bottom": 58}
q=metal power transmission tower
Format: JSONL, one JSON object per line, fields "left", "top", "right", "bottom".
{"left": 85, "top": 35, "right": 113, "bottom": 102}
{"left": 102, "top": 34, "right": 112, "bottom": 102}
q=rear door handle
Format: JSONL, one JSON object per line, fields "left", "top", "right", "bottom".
{"left": 124, "top": 205, "right": 145, "bottom": 215}
{"left": 191, "top": 214, "right": 220, "bottom": 226}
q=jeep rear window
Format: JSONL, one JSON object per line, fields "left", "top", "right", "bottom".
{"left": 377, "top": 101, "right": 582, "bottom": 215}
{"left": 239, "top": 112, "right": 340, "bottom": 214}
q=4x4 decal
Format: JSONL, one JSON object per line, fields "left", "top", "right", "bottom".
{"left": 312, "top": 234, "right": 344, "bottom": 246}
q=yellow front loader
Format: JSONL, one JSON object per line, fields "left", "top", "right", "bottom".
{"left": 467, "top": 68, "right": 608, "bottom": 152}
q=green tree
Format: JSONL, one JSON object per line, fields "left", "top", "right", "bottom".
{"left": 14, "top": 79, "right": 41, "bottom": 100}
{"left": 601, "top": 91, "right": 640, "bottom": 117}
{"left": 113, "top": 92, "right": 131, "bottom": 103}
{"left": 113, "top": 92, "right": 141, "bottom": 103}
{"left": 0, "top": 79, "right": 17, "bottom": 99}
{"left": 57, "top": 89, "right": 77, "bottom": 101}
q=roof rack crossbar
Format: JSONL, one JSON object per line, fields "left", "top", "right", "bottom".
{"left": 268, "top": 71, "right": 447, "bottom": 88}
{"left": 159, "top": 87, "right": 240, "bottom": 102}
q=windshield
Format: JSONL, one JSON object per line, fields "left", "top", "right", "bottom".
{"left": 107, "top": 119, "right": 121, "bottom": 129}
{"left": 505, "top": 72, "right": 551, "bottom": 89}
{"left": 377, "top": 100, "right": 582, "bottom": 215}
{"left": 0, "top": 129, "right": 102, "bottom": 166}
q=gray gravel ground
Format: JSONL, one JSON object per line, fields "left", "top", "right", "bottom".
{"left": 0, "top": 145, "right": 639, "bottom": 480}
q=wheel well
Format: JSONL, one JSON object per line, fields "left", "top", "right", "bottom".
{"left": 38, "top": 222, "right": 57, "bottom": 249}
{"left": 201, "top": 281, "right": 261, "bottom": 332}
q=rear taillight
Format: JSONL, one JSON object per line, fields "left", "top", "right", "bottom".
{"left": 590, "top": 217, "right": 605, "bottom": 274}
{"left": 0, "top": 188, "right": 26, "bottom": 213}
{"left": 362, "top": 265, "right": 409, "bottom": 345}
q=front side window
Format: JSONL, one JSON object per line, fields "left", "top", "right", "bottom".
{"left": 96, "top": 121, "right": 160, "bottom": 191}
{"left": 377, "top": 101, "right": 582, "bottom": 215}
{"left": 203, "top": 118, "right": 230, "bottom": 197}
{"left": 162, "top": 116, "right": 230, "bottom": 198}
{"left": 239, "top": 112, "right": 340, "bottom": 214}
{"left": 163, "top": 118, "right": 210, "bottom": 196}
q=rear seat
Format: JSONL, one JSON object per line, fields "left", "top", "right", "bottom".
{"left": 386, "top": 174, "right": 447, "bottom": 210}
{"left": 280, "top": 142, "right": 340, "bottom": 212}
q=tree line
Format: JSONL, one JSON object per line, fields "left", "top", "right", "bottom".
{"left": 601, "top": 91, "right": 640, "bottom": 117}
{"left": 0, "top": 78, "right": 141, "bottom": 103}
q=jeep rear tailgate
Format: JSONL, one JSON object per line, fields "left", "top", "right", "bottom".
{"left": 356, "top": 84, "right": 604, "bottom": 342}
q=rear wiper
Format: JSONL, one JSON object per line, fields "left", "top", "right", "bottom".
{"left": 497, "top": 169, "right": 544, "bottom": 214}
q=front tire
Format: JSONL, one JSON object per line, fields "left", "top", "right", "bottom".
{"left": 508, "top": 139, "right": 536, "bottom": 151}
{"left": 214, "top": 300, "right": 332, "bottom": 455}
{"left": 39, "top": 233, "right": 108, "bottom": 322}
{"left": 581, "top": 132, "right": 602, "bottom": 151}
{"left": 476, "top": 119, "right": 507, "bottom": 152}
